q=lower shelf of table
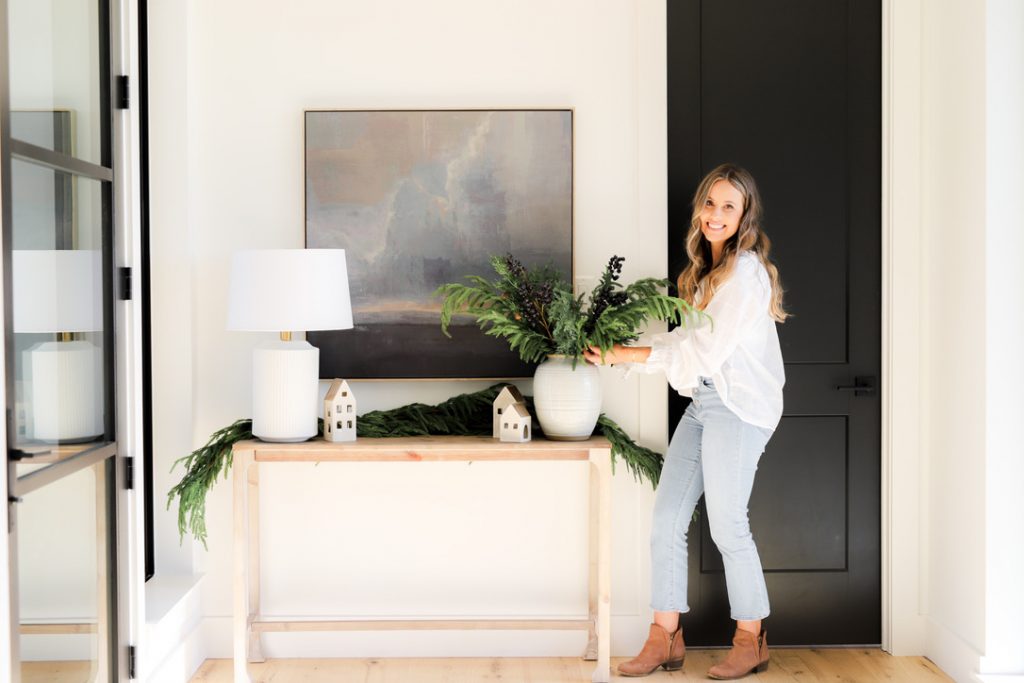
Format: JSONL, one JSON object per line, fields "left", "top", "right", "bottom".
{"left": 250, "top": 618, "right": 595, "bottom": 633}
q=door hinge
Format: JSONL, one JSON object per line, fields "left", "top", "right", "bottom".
{"left": 125, "top": 456, "right": 135, "bottom": 490}
{"left": 128, "top": 644, "right": 137, "bottom": 678}
{"left": 117, "top": 75, "right": 130, "bottom": 109}
{"left": 119, "top": 267, "right": 132, "bottom": 301}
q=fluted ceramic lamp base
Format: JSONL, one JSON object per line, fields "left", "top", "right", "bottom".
{"left": 251, "top": 339, "right": 319, "bottom": 442}
{"left": 27, "top": 340, "right": 104, "bottom": 442}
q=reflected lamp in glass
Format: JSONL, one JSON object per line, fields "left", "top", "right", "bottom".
{"left": 13, "top": 250, "right": 104, "bottom": 442}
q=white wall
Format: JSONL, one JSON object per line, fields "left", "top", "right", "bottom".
{"left": 919, "top": 1, "right": 988, "bottom": 678}
{"left": 918, "top": 1, "right": 1024, "bottom": 681}
{"left": 150, "top": 0, "right": 669, "bottom": 660}
{"left": 980, "top": 1, "right": 1024, "bottom": 679}
{"left": 148, "top": 0, "right": 198, "bottom": 580}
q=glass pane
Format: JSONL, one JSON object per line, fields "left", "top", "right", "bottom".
{"left": 9, "top": 159, "right": 107, "bottom": 450}
{"left": 17, "top": 460, "right": 114, "bottom": 682}
{"left": 7, "top": 0, "right": 104, "bottom": 166}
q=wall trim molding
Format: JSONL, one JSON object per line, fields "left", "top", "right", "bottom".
{"left": 880, "top": 0, "right": 927, "bottom": 656}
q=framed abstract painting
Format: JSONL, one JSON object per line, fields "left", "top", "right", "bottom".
{"left": 305, "top": 109, "right": 573, "bottom": 379}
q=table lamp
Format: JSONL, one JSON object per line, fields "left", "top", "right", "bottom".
{"left": 12, "top": 250, "right": 104, "bottom": 442}
{"left": 227, "top": 249, "right": 353, "bottom": 442}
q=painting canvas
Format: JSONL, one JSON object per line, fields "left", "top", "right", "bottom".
{"left": 305, "top": 110, "right": 573, "bottom": 379}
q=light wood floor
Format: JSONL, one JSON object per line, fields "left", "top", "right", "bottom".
{"left": 22, "top": 661, "right": 93, "bottom": 682}
{"left": 191, "top": 650, "right": 953, "bottom": 682}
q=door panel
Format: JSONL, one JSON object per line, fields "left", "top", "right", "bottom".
{"left": 15, "top": 459, "right": 115, "bottom": 681}
{"left": 7, "top": 0, "right": 105, "bottom": 166}
{"left": 667, "top": 0, "right": 881, "bottom": 645}
{"left": 700, "top": 417, "right": 849, "bottom": 573}
{"left": 3, "top": 0, "right": 121, "bottom": 679}
{"left": 700, "top": 1, "right": 851, "bottom": 365}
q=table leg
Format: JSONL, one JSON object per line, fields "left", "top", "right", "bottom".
{"left": 233, "top": 449, "right": 255, "bottom": 682}
{"left": 584, "top": 458, "right": 599, "bottom": 661}
{"left": 93, "top": 462, "right": 109, "bottom": 683}
{"left": 589, "top": 447, "right": 612, "bottom": 683}
{"left": 248, "top": 462, "right": 265, "bottom": 662}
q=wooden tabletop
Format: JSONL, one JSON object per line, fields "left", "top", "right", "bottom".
{"left": 232, "top": 435, "right": 612, "bottom": 462}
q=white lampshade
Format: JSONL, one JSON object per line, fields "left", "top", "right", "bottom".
{"left": 11, "top": 250, "right": 104, "bottom": 442}
{"left": 12, "top": 250, "right": 103, "bottom": 333}
{"left": 227, "top": 249, "right": 353, "bottom": 332}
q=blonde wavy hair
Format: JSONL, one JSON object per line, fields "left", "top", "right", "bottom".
{"left": 676, "top": 163, "right": 790, "bottom": 323}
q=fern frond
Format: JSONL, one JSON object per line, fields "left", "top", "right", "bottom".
{"left": 434, "top": 282, "right": 504, "bottom": 337}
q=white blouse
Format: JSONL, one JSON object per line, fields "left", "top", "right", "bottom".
{"left": 620, "top": 250, "right": 785, "bottom": 431}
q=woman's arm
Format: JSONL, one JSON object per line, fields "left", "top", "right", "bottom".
{"left": 582, "top": 344, "right": 651, "bottom": 365}
{"left": 585, "top": 257, "right": 770, "bottom": 389}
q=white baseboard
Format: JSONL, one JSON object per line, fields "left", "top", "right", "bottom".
{"left": 974, "top": 676, "right": 1024, "bottom": 683}
{"left": 927, "top": 617, "right": 982, "bottom": 683}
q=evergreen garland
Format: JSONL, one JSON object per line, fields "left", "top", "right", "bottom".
{"left": 168, "top": 383, "right": 664, "bottom": 548}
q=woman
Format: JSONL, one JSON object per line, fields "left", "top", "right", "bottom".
{"left": 583, "top": 163, "right": 788, "bottom": 679}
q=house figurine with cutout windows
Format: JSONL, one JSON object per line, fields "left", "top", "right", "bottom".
{"left": 324, "top": 379, "right": 357, "bottom": 442}
{"left": 493, "top": 385, "right": 525, "bottom": 438}
{"left": 499, "top": 401, "right": 532, "bottom": 443}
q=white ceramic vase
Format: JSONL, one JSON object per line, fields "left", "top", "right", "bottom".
{"left": 532, "top": 354, "right": 602, "bottom": 441}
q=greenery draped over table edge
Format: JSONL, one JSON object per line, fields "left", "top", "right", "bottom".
{"left": 167, "top": 383, "right": 665, "bottom": 548}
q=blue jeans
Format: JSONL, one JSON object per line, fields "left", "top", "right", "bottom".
{"left": 650, "top": 376, "right": 774, "bottom": 621}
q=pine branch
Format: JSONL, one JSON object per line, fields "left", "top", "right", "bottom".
{"left": 596, "top": 414, "right": 663, "bottom": 488}
{"left": 166, "top": 418, "right": 253, "bottom": 548}
{"left": 167, "top": 385, "right": 667, "bottom": 545}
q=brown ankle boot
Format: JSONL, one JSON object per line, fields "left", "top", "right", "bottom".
{"left": 707, "top": 628, "right": 769, "bottom": 680}
{"left": 617, "top": 623, "right": 686, "bottom": 677}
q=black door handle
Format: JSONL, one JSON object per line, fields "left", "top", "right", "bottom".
{"left": 835, "top": 376, "right": 876, "bottom": 396}
{"left": 8, "top": 448, "right": 53, "bottom": 461}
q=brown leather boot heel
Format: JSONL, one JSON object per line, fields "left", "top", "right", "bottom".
{"left": 707, "top": 628, "right": 769, "bottom": 680}
{"left": 617, "top": 623, "right": 686, "bottom": 677}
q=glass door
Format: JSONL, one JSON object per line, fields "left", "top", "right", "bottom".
{"left": 2, "top": 0, "right": 121, "bottom": 680}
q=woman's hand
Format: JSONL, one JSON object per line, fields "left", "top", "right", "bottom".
{"left": 583, "top": 344, "right": 650, "bottom": 366}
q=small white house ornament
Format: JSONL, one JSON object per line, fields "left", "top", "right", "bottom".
{"left": 499, "top": 402, "right": 532, "bottom": 443}
{"left": 324, "top": 379, "right": 356, "bottom": 442}
{"left": 492, "top": 385, "right": 526, "bottom": 438}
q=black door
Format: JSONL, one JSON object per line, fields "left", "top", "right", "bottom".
{"left": 667, "top": 0, "right": 881, "bottom": 645}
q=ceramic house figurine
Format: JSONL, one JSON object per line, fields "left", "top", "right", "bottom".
{"left": 324, "top": 379, "right": 357, "bottom": 442}
{"left": 499, "top": 402, "right": 532, "bottom": 443}
{"left": 493, "top": 385, "right": 525, "bottom": 438}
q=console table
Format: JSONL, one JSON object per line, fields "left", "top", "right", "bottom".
{"left": 232, "top": 435, "right": 613, "bottom": 682}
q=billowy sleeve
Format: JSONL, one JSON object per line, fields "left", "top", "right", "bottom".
{"left": 616, "top": 258, "right": 769, "bottom": 394}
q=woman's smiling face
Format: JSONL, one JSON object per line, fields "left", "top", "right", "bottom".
{"left": 700, "top": 178, "right": 744, "bottom": 246}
